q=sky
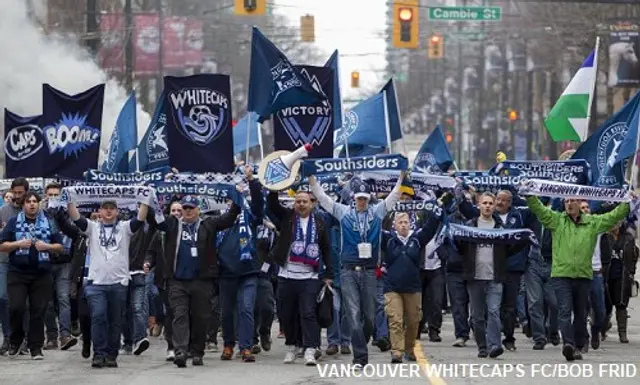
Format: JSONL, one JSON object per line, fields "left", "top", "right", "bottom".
{"left": 273, "top": 0, "right": 388, "bottom": 105}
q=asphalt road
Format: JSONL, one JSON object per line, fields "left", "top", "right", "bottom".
{"left": 1, "top": 298, "right": 639, "bottom": 385}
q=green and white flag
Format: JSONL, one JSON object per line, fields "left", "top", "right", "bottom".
{"left": 545, "top": 39, "right": 599, "bottom": 142}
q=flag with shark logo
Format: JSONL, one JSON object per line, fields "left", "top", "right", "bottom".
{"left": 40, "top": 84, "right": 104, "bottom": 179}
{"left": 164, "top": 74, "right": 234, "bottom": 173}
{"left": 273, "top": 65, "right": 334, "bottom": 158}
{"left": 3, "top": 109, "right": 45, "bottom": 178}
{"left": 334, "top": 93, "right": 387, "bottom": 148}
{"left": 135, "top": 90, "right": 169, "bottom": 172}
{"left": 413, "top": 125, "right": 454, "bottom": 173}
{"left": 102, "top": 94, "right": 138, "bottom": 173}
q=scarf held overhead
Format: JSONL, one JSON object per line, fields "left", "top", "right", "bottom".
{"left": 518, "top": 179, "right": 631, "bottom": 202}
{"left": 446, "top": 223, "right": 539, "bottom": 246}
{"left": 301, "top": 154, "right": 408, "bottom": 177}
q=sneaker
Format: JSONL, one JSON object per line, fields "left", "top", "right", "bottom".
{"left": 489, "top": 347, "right": 504, "bottom": 358}
{"left": 591, "top": 333, "right": 600, "bottom": 350}
{"left": 326, "top": 344, "right": 339, "bottom": 356}
{"left": 314, "top": 348, "right": 322, "bottom": 360}
{"left": 192, "top": 356, "right": 204, "bottom": 366}
{"left": 404, "top": 352, "right": 417, "bottom": 362}
{"left": 43, "top": 339, "right": 58, "bottom": 350}
{"left": 19, "top": 341, "right": 28, "bottom": 355}
{"left": 82, "top": 344, "right": 91, "bottom": 359}
{"left": 550, "top": 334, "right": 561, "bottom": 346}
{"left": 503, "top": 341, "right": 516, "bottom": 351}
{"left": 260, "top": 337, "right": 271, "bottom": 352}
{"left": 340, "top": 345, "right": 351, "bottom": 355}
{"left": 296, "top": 347, "right": 304, "bottom": 358}
{"left": 174, "top": 352, "right": 187, "bottom": 368}
{"left": 304, "top": 348, "right": 316, "bottom": 366}
{"left": 221, "top": 346, "right": 234, "bottom": 360}
{"left": 284, "top": 345, "right": 296, "bottom": 364}
{"left": 31, "top": 348, "right": 44, "bottom": 360}
{"left": 241, "top": 349, "right": 256, "bottom": 362}
{"left": 477, "top": 350, "right": 488, "bottom": 358}
{"left": 91, "top": 356, "right": 105, "bottom": 368}
{"left": 391, "top": 353, "right": 403, "bottom": 363}
{"left": 166, "top": 349, "right": 175, "bottom": 361}
{"left": 0, "top": 340, "right": 9, "bottom": 355}
{"left": 533, "top": 341, "right": 546, "bottom": 350}
{"left": 60, "top": 336, "right": 78, "bottom": 351}
{"left": 133, "top": 338, "right": 150, "bottom": 355}
{"left": 105, "top": 356, "right": 118, "bottom": 368}
{"left": 251, "top": 344, "right": 261, "bottom": 354}
{"left": 120, "top": 344, "right": 133, "bottom": 355}
{"left": 205, "top": 342, "right": 218, "bottom": 353}
{"left": 8, "top": 344, "right": 20, "bottom": 357}
{"left": 428, "top": 332, "right": 442, "bottom": 342}
{"left": 562, "top": 344, "right": 575, "bottom": 362}
{"left": 277, "top": 331, "right": 285, "bottom": 339}
{"left": 452, "top": 338, "right": 467, "bottom": 347}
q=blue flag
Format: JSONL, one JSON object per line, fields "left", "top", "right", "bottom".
{"left": 164, "top": 74, "right": 234, "bottom": 173}
{"left": 247, "top": 27, "right": 325, "bottom": 123}
{"left": 233, "top": 112, "right": 261, "bottom": 155}
{"left": 41, "top": 84, "right": 104, "bottom": 179}
{"left": 380, "top": 79, "right": 403, "bottom": 142}
{"left": 414, "top": 125, "right": 454, "bottom": 173}
{"left": 338, "top": 144, "right": 385, "bottom": 158}
{"left": 571, "top": 91, "right": 640, "bottom": 188}
{"left": 3, "top": 110, "right": 45, "bottom": 178}
{"left": 103, "top": 94, "right": 138, "bottom": 173}
{"left": 136, "top": 91, "right": 169, "bottom": 172}
{"left": 324, "top": 50, "right": 343, "bottom": 131}
{"left": 614, "top": 91, "right": 640, "bottom": 166}
{"left": 334, "top": 93, "right": 387, "bottom": 148}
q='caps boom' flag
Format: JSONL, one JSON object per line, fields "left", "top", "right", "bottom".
{"left": 102, "top": 94, "right": 138, "bottom": 173}
{"left": 164, "top": 74, "right": 234, "bottom": 173}
{"left": 248, "top": 27, "right": 325, "bottom": 123}
{"left": 273, "top": 65, "right": 334, "bottom": 158}
{"left": 41, "top": 84, "right": 105, "bottom": 179}
{"left": 3, "top": 109, "right": 45, "bottom": 178}
{"left": 414, "top": 125, "right": 454, "bottom": 173}
{"left": 136, "top": 90, "right": 169, "bottom": 172}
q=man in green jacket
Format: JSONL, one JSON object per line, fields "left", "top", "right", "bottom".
{"left": 525, "top": 196, "right": 630, "bottom": 362}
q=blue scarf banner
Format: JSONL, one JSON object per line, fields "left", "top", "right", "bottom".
{"left": 217, "top": 198, "right": 255, "bottom": 261}
{"left": 392, "top": 200, "right": 444, "bottom": 217}
{"left": 301, "top": 154, "right": 408, "bottom": 177}
{"left": 164, "top": 74, "right": 234, "bottom": 173}
{"left": 518, "top": 179, "right": 632, "bottom": 203}
{"left": 41, "top": 84, "right": 104, "bottom": 179}
{"left": 85, "top": 167, "right": 170, "bottom": 187}
{"left": 446, "top": 223, "right": 538, "bottom": 246}
{"left": 454, "top": 171, "right": 521, "bottom": 194}
{"left": 273, "top": 65, "right": 335, "bottom": 158}
{"left": 153, "top": 181, "right": 241, "bottom": 206}
{"left": 15, "top": 210, "right": 52, "bottom": 263}
{"left": 4, "top": 109, "right": 45, "bottom": 178}
{"left": 359, "top": 170, "right": 456, "bottom": 196}
{"left": 289, "top": 214, "right": 320, "bottom": 268}
{"left": 489, "top": 160, "right": 591, "bottom": 184}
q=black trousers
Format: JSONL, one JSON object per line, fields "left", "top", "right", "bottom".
{"left": 254, "top": 276, "right": 275, "bottom": 344}
{"left": 159, "top": 288, "right": 174, "bottom": 350}
{"left": 169, "top": 279, "right": 214, "bottom": 357}
{"left": 420, "top": 268, "right": 445, "bottom": 335}
{"left": 78, "top": 284, "right": 91, "bottom": 345}
{"left": 277, "top": 278, "right": 321, "bottom": 349}
{"left": 8, "top": 271, "right": 52, "bottom": 350}
{"left": 501, "top": 271, "right": 523, "bottom": 344}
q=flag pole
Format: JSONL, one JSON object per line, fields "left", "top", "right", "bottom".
{"left": 245, "top": 114, "right": 252, "bottom": 165}
{"left": 390, "top": 78, "right": 408, "bottom": 156}
{"left": 383, "top": 91, "right": 392, "bottom": 154}
{"left": 258, "top": 122, "right": 264, "bottom": 161}
{"left": 585, "top": 37, "right": 600, "bottom": 140}
{"left": 630, "top": 101, "right": 640, "bottom": 191}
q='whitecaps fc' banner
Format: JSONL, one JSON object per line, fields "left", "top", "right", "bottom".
{"left": 518, "top": 179, "right": 632, "bottom": 202}
{"left": 447, "top": 223, "right": 539, "bottom": 246}
{"left": 85, "top": 167, "right": 170, "bottom": 187}
{"left": 489, "top": 160, "right": 591, "bottom": 184}
{"left": 301, "top": 154, "right": 408, "bottom": 177}
{"left": 360, "top": 170, "right": 455, "bottom": 197}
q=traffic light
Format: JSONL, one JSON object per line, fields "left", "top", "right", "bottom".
{"left": 428, "top": 34, "right": 444, "bottom": 59}
{"left": 351, "top": 71, "right": 360, "bottom": 88}
{"left": 300, "top": 15, "right": 315, "bottom": 42}
{"left": 392, "top": 0, "right": 419, "bottom": 49}
{"left": 508, "top": 109, "right": 518, "bottom": 122}
{"left": 445, "top": 131, "right": 454, "bottom": 144}
{"left": 234, "top": 0, "right": 266, "bottom": 16}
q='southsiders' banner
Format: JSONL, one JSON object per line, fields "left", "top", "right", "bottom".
{"left": 4, "top": 110, "right": 45, "bottom": 178}
{"left": 393, "top": 200, "right": 444, "bottom": 217}
{"left": 489, "top": 160, "right": 590, "bottom": 184}
{"left": 518, "top": 179, "right": 632, "bottom": 202}
{"left": 40, "top": 84, "right": 105, "bottom": 179}
{"left": 85, "top": 167, "right": 170, "bottom": 187}
{"left": 301, "top": 154, "right": 408, "bottom": 177}
{"left": 164, "top": 74, "right": 234, "bottom": 173}
{"left": 153, "top": 182, "right": 240, "bottom": 203}
{"left": 273, "top": 65, "right": 334, "bottom": 158}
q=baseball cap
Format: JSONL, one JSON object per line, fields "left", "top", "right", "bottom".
{"left": 181, "top": 195, "right": 200, "bottom": 209}
{"left": 352, "top": 180, "right": 370, "bottom": 200}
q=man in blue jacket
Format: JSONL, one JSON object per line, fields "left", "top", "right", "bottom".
{"left": 217, "top": 165, "right": 264, "bottom": 362}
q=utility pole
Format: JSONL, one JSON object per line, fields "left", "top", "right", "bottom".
{"left": 157, "top": 0, "right": 164, "bottom": 99}
{"left": 124, "top": 0, "right": 134, "bottom": 93}
{"left": 456, "top": 0, "right": 466, "bottom": 164}
{"left": 476, "top": 0, "right": 487, "bottom": 164}
{"left": 86, "top": 0, "right": 99, "bottom": 56}
{"left": 525, "top": 40, "right": 534, "bottom": 160}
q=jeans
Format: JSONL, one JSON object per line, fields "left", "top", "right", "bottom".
{"left": 552, "top": 277, "right": 590, "bottom": 348}
{"left": 446, "top": 272, "right": 470, "bottom": 340}
{"left": 501, "top": 271, "right": 522, "bottom": 344}
{"left": 468, "top": 280, "right": 503, "bottom": 352}
{"left": 586, "top": 273, "right": 606, "bottom": 341}
{"left": 525, "top": 256, "right": 558, "bottom": 343}
{"left": 327, "top": 287, "right": 351, "bottom": 347}
{"left": 374, "top": 278, "right": 388, "bottom": 340}
{"left": 45, "top": 263, "right": 72, "bottom": 339}
{"left": 254, "top": 276, "right": 275, "bottom": 344}
{"left": 8, "top": 271, "right": 52, "bottom": 350}
{"left": 420, "top": 268, "right": 445, "bottom": 334}
{"left": 220, "top": 275, "right": 258, "bottom": 351}
{"left": 85, "top": 283, "right": 128, "bottom": 359}
{"left": 341, "top": 267, "right": 377, "bottom": 365}
{"left": 0, "top": 262, "right": 10, "bottom": 338}
{"left": 122, "top": 274, "right": 148, "bottom": 346}
{"left": 277, "top": 278, "right": 322, "bottom": 349}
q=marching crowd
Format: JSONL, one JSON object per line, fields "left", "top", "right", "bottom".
{"left": 0, "top": 165, "right": 637, "bottom": 370}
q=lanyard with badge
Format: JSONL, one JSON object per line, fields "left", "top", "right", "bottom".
{"left": 99, "top": 221, "right": 119, "bottom": 261}
{"left": 184, "top": 220, "right": 200, "bottom": 258}
{"left": 356, "top": 211, "right": 372, "bottom": 259}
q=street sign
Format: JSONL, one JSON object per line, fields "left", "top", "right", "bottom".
{"left": 428, "top": 6, "right": 502, "bottom": 22}
{"left": 448, "top": 31, "right": 486, "bottom": 40}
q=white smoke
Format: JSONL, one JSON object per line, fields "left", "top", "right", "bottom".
{"left": 0, "top": 0, "right": 151, "bottom": 164}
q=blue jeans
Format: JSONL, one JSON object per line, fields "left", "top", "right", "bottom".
{"left": 587, "top": 273, "right": 606, "bottom": 340}
{"left": 327, "top": 287, "right": 351, "bottom": 347}
{"left": 45, "top": 263, "right": 72, "bottom": 339}
{"left": 122, "top": 274, "right": 148, "bottom": 346}
{"left": 220, "top": 275, "right": 258, "bottom": 351}
{"left": 468, "top": 280, "right": 503, "bottom": 352}
{"left": 525, "top": 255, "right": 558, "bottom": 343}
{"left": 0, "top": 262, "right": 10, "bottom": 338}
{"left": 341, "top": 267, "right": 377, "bottom": 365}
{"left": 85, "top": 283, "right": 128, "bottom": 358}
{"left": 552, "top": 277, "right": 590, "bottom": 348}
{"left": 375, "top": 278, "right": 388, "bottom": 340}
{"left": 446, "top": 272, "right": 470, "bottom": 340}
{"left": 517, "top": 275, "right": 527, "bottom": 325}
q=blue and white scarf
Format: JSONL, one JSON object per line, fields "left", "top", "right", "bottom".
{"left": 446, "top": 223, "right": 538, "bottom": 246}
{"left": 289, "top": 214, "right": 320, "bottom": 268}
{"left": 15, "top": 211, "right": 52, "bottom": 263}
{"left": 217, "top": 199, "right": 254, "bottom": 261}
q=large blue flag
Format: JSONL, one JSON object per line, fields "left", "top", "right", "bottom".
{"left": 3, "top": 110, "right": 44, "bottom": 178}
{"left": 334, "top": 93, "right": 387, "bottom": 148}
{"left": 136, "top": 90, "right": 169, "bottom": 172}
{"left": 571, "top": 91, "right": 640, "bottom": 188}
{"left": 414, "top": 125, "right": 454, "bottom": 173}
{"left": 164, "top": 74, "right": 234, "bottom": 173}
{"left": 338, "top": 144, "right": 385, "bottom": 158}
{"left": 41, "top": 84, "right": 104, "bottom": 179}
{"left": 233, "top": 112, "right": 261, "bottom": 155}
{"left": 247, "top": 27, "right": 325, "bottom": 123}
{"left": 102, "top": 94, "right": 138, "bottom": 173}
{"left": 380, "top": 78, "right": 403, "bottom": 142}
{"left": 614, "top": 91, "right": 640, "bottom": 167}
{"left": 324, "top": 50, "right": 343, "bottom": 131}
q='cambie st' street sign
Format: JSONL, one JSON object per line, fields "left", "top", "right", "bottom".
{"left": 428, "top": 6, "right": 502, "bottom": 22}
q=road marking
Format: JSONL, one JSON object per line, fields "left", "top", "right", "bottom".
{"left": 414, "top": 341, "right": 448, "bottom": 385}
